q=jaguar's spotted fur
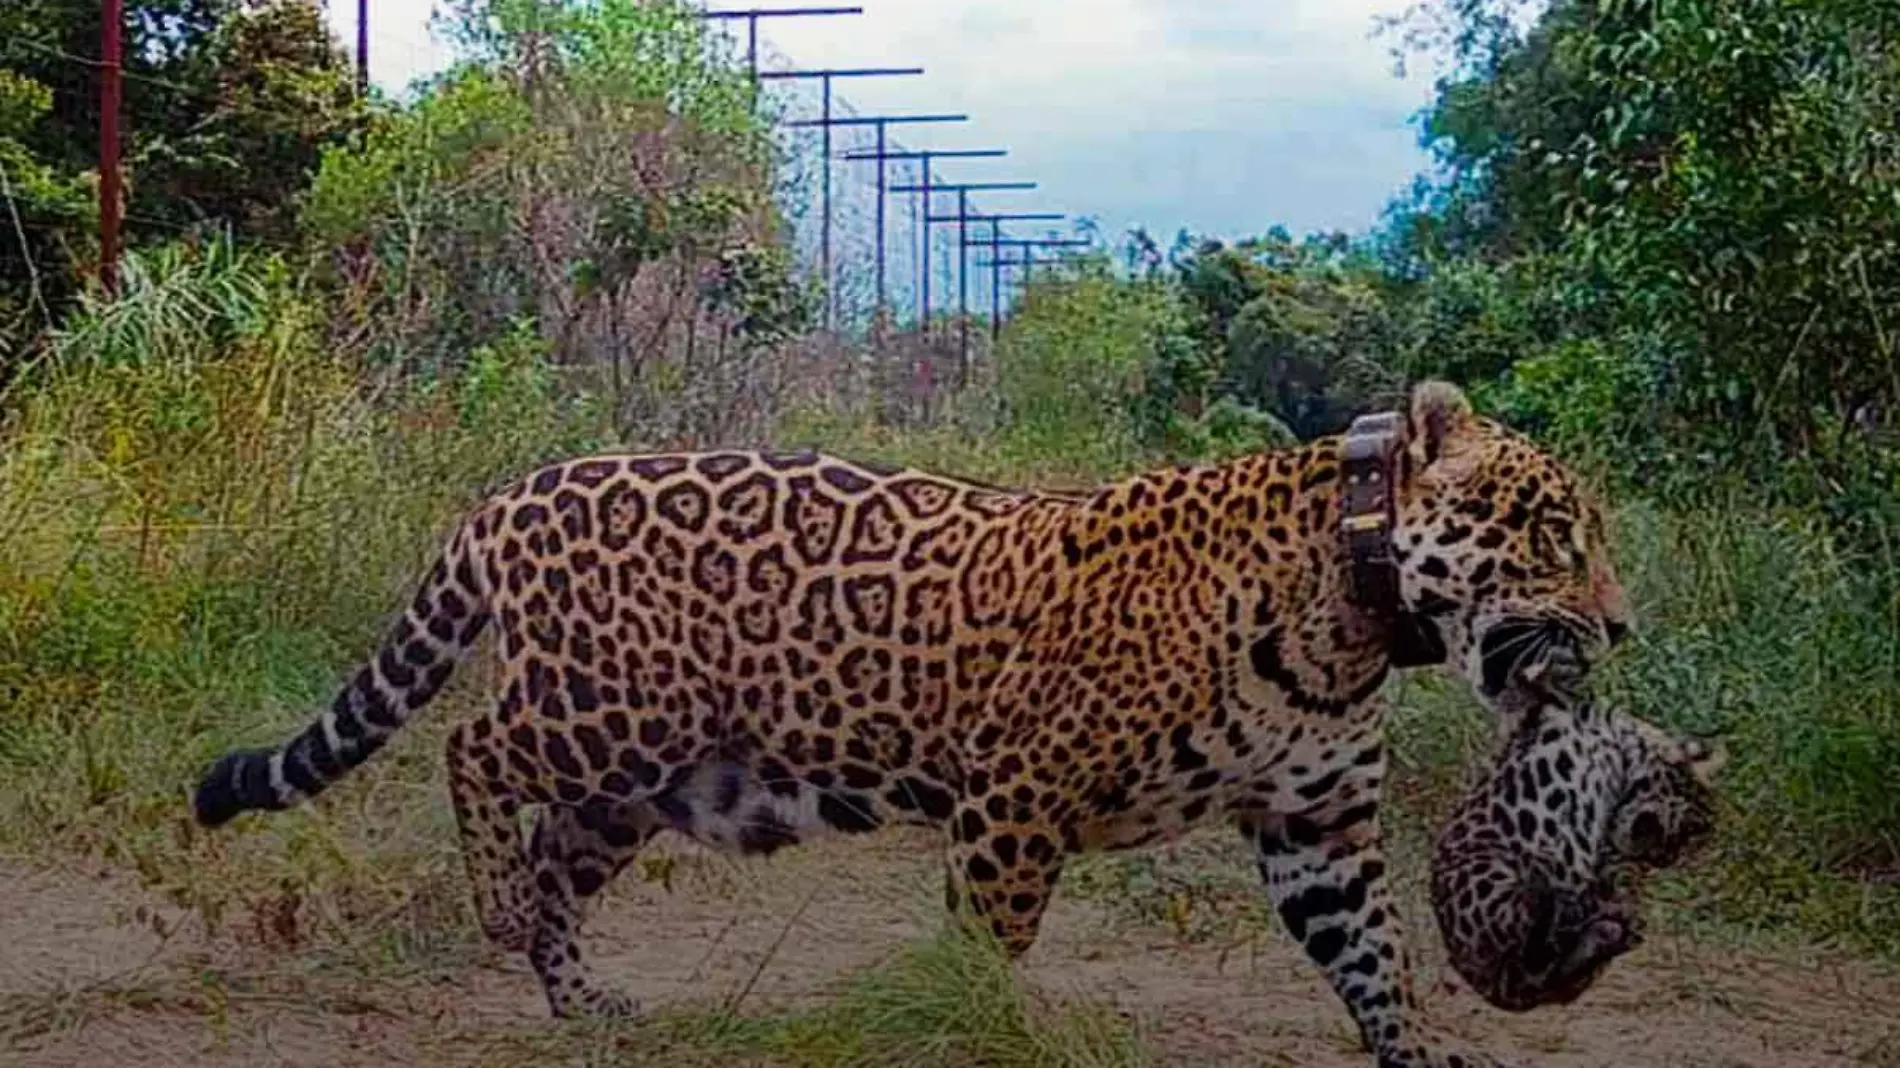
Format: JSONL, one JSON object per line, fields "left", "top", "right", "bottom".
{"left": 192, "top": 381, "right": 1629, "bottom": 1068}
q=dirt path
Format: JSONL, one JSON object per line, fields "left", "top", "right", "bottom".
{"left": 3, "top": 832, "right": 1896, "bottom": 1068}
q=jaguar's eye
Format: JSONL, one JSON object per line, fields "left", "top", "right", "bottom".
{"left": 1567, "top": 520, "right": 1598, "bottom": 579}
{"left": 1528, "top": 512, "right": 1591, "bottom": 580}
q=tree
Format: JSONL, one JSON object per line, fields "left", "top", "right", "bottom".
{"left": 0, "top": 0, "right": 359, "bottom": 319}
{"left": 1386, "top": 0, "right": 1900, "bottom": 489}
{"left": 1164, "top": 229, "right": 1402, "bottom": 439}
{"left": 300, "top": 0, "right": 808, "bottom": 443}
{"left": 1, "top": 68, "right": 92, "bottom": 340}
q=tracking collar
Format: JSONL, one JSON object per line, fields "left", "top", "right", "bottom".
{"left": 1339, "top": 410, "right": 1449, "bottom": 669}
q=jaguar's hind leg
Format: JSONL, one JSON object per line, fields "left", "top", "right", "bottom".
{"left": 942, "top": 796, "right": 1065, "bottom": 958}
{"left": 446, "top": 719, "right": 535, "bottom": 953}
{"left": 527, "top": 800, "right": 663, "bottom": 1018}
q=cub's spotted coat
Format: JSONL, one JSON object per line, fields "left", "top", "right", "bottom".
{"left": 1431, "top": 659, "right": 1723, "bottom": 1012}
{"left": 194, "top": 382, "right": 1630, "bottom": 1068}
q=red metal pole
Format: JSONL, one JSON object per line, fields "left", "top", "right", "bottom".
{"left": 99, "top": 0, "right": 123, "bottom": 298}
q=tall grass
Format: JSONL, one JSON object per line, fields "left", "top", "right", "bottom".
{"left": 0, "top": 243, "right": 610, "bottom": 852}
{"left": 1598, "top": 496, "right": 1900, "bottom": 946}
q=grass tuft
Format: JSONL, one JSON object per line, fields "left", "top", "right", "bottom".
{"left": 419, "top": 928, "right": 1151, "bottom": 1068}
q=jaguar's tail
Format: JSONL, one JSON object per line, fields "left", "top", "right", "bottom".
{"left": 192, "top": 523, "right": 491, "bottom": 827}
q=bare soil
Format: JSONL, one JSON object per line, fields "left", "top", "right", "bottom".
{"left": 2, "top": 831, "right": 1896, "bottom": 1068}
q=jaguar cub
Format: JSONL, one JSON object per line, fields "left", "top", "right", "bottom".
{"left": 1429, "top": 661, "right": 1723, "bottom": 1012}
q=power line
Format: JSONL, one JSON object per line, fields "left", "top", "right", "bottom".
{"left": 696, "top": 7, "right": 864, "bottom": 83}
{"left": 13, "top": 32, "right": 407, "bottom": 104}
{"left": 14, "top": 38, "right": 208, "bottom": 99}
{"left": 875, "top": 151, "right": 1006, "bottom": 329}
{"left": 826, "top": 114, "right": 970, "bottom": 313}
{"left": 893, "top": 180, "right": 1040, "bottom": 381}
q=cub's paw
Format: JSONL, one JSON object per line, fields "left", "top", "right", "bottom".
{"left": 548, "top": 985, "right": 639, "bottom": 1020}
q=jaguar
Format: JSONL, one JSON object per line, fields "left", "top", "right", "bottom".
{"left": 192, "top": 380, "right": 1630, "bottom": 1068}
{"left": 1430, "top": 656, "right": 1724, "bottom": 1013}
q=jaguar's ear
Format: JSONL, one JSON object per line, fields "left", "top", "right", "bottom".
{"left": 1405, "top": 380, "right": 1479, "bottom": 482}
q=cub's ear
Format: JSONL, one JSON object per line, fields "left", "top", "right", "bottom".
{"left": 1405, "top": 380, "right": 1478, "bottom": 479}
{"left": 1676, "top": 738, "right": 1729, "bottom": 786}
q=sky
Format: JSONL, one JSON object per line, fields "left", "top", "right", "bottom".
{"left": 329, "top": 1, "right": 1449, "bottom": 245}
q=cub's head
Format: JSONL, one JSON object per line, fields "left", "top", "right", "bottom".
{"left": 1390, "top": 381, "right": 1632, "bottom": 705}
{"left": 1610, "top": 731, "right": 1726, "bottom": 868}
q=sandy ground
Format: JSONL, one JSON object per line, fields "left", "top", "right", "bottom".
{"left": 2, "top": 831, "right": 1896, "bottom": 1068}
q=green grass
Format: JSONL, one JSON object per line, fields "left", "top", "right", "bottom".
{"left": 1600, "top": 497, "right": 1900, "bottom": 955}
{"left": 682, "top": 928, "right": 1148, "bottom": 1068}
{"left": 460, "top": 924, "right": 1145, "bottom": 1067}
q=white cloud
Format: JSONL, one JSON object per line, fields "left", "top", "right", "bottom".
{"left": 328, "top": 0, "right": 1441, "bottom": 240}
{"left": 324, "top": 0, "right": 457, "bottom": 96}
{"left": 755, "top": 1, "right": 1427, "bottom": 123}
{"left": 752, "top": 1, "right": 1436, "bottom": 237}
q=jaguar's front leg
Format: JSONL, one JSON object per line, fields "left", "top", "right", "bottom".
{"left": 1241, "top": 750, "right": 1503, "bottom": 1068}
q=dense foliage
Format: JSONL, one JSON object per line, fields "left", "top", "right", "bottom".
{"left": 1386, "top": 0, "right": 1900, "bottom": 500}
{"left": 944, "top": 0, "right": 1900, "bottom": 943}
{"left": 1092, "top": 0, "right": 1900, "bottom": 941}
{"left": 0, "top": 0, "right": 360, "bottom": 333}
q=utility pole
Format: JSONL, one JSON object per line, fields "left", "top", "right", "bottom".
{"left": 99, "top": 0, "right": 123, "bottom": 298}
{"left": 762, "top": 67, "right": 925, "bottom": 331}
{"left": 978, "top": 237, "right": 1093, "bottom": 314}
{"left": 952, "top": 213, "right": 1066, "bottom": 340}
{"left": 957, "top": 190, "right": 972, "bottom": 374}
{"left": 695, "top": 7, "right": 863, "bottom": 85}
{"left": 887, "top": 166, "right": 1021, "bottom": 335}
{"left": 830, "top": 116, "right": 975, "bottom": 313}
{"left": 356, "top": 0, "right": 369, "bottom": 95}
{"left": 977, "top": 250, "right": 1062, "bottom": 291}
{"left": 899, "top": 181, "right": 1039, "bottom": 378}
{"left": 872, "top": 149, "right": 1006, "bottom": 330}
